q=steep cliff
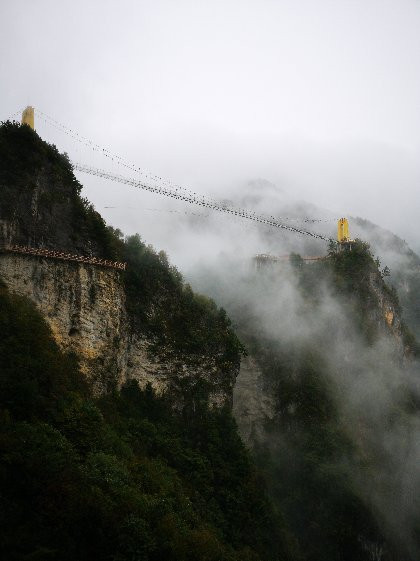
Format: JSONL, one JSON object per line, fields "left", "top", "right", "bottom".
{"left": 0, "top": 253, "right": 235, "bottom": 406}
{"left": 0, "top": 121, "right": 241, "bottom": 408}
{"left": 234, "top": 240, "right": 413, "bottom": 443}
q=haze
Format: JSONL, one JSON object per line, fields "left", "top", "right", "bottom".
{"left": 1, "top": 0, "right": 419, "bottom": 251}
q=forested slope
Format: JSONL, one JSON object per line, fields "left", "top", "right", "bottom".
{"left": 0, "top": 282, "right": 298, "bottom": 561}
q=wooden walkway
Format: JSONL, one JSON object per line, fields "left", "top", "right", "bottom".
{"left": 0, "top": 245, "right": 127, "bottom": 271}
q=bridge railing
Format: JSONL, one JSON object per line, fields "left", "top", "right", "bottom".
{"left": 0, "top": 245, "right": 127, "bottom": 271}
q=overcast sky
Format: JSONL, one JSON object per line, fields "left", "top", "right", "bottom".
{"left": 1, "top": 0, "right": 420, "bottom": 249}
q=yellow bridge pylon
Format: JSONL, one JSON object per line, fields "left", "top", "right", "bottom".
{"left": 337, "top": 218, "right": 350, "bottom": 243}
{"left": 21, "top": 106, "right": 35, "bottom": 129}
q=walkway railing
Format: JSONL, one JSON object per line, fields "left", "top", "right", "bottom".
{"left": 0, "top": 245, "right": 127, "bottom": 271}
{"left": 255, "top": 253, "right": 325, "bottom": 263}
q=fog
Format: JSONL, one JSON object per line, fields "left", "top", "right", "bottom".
{"left": 1, "top": 0, "right": 420, "bottom": 252}
{"left": 190, "top": 244, "right": 420, "bottom": 557}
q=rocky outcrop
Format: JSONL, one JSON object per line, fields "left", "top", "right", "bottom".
{"left": 0, "top": 253, "right": 234, "bottom": 407}
{"left": 233, "top": 356, "right": 275, "bottom": 446}
{"left": 368, "top": 270, "right": 406, "bottom": 355}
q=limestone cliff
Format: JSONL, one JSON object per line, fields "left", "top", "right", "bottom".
{"left": 0, "top": 122, "right": 241, "bottom": 408}
{"left": 367, "top": 269, "right": 406, "bottom": 354}
{"left": 0, "top": 251, "right": 236, "bottom": 407}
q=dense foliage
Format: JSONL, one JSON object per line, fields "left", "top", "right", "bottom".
{"left": 0, "top": 121, "right": 118, "bottom": 255}
{"left": 0, "top": 284, "right": 297, "bottom": 561}
{"left": 0, "top": 121, "right": 76, "bottom": 193}
{"left": 120, "top": 233, "right": 244, "bottom": 376}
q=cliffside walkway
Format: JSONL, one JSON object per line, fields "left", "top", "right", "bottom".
{"left": 254, "top": 253, "right": 326, "bottom": 267}
{"left": 0, "top": 245, "right": 127, "bottom": 271}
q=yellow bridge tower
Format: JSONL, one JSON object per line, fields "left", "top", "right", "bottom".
{"left": 337, "top": 218, "right": 350, "bottom": 243}
{"left": 337, "top": 218, "right": 354, "bottom": 250}
{"left": 21, "top": 106, "right": 34, "bottom": 129}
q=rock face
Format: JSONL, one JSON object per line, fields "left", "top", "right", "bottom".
{"left": 0, "top": 253, "right": 234, "bottom": 407}
{"left": 233, "top": 356, "right": 275, "bottom": 446}
{"left": 368, "top": 270, "right": 405, "bottom": 352}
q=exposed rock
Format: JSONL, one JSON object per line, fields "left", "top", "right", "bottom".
{"left": 0, "top": 253, "right": 235, "bottom": 407}
{"left": 368, "top": 270, "right": 405, "bottom": 355}
{"left": 233, "top": 355, "right": 275, "bottom": 446}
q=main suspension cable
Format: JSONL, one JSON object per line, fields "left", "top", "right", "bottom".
{"left": 74, "top": 162, "right": 334, "bottom": 242}
{"left": 35, "top": 108, "right": 210, "bottom": 201}
{"left": 35, "top": 109, "right": 335, "bottom": 227}
{"left": 6, "top": 108, "right": 336, "bottom": 235}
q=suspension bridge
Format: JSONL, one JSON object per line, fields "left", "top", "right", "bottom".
{"left": 2, "top": 106, "right": 353, "bottom": 270}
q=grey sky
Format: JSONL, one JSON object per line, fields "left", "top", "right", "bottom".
{"left": 1, "top": 0, "right": 420, "bottom": 249}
